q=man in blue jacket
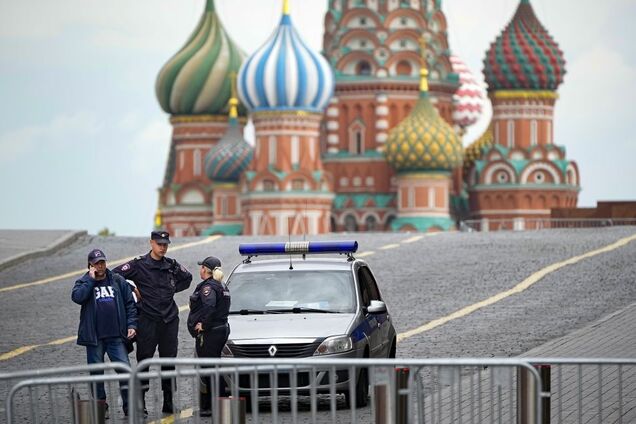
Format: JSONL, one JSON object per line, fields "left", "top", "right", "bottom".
{"left": 72, "top": 248, "right": 138, "bottom": 417}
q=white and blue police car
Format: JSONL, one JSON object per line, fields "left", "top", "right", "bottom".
{"left": 221, "top": 240, "right": 396, "bottom": 407}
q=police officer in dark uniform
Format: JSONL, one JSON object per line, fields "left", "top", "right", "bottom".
{"left": 187, "top": 255, "right": 231, "bottom": 417}
{"left": 113, "top": 230, "right": 192, "bottom": 414}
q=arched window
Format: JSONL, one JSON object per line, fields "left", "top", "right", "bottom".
{"left": 396, "top": 60, "right": 412, "bottom": 76}
{"left": 356, "top": 61, "right": 372, "bottom": 76}
{"left": 356, "top": 132, "right": 363, "bottom": 154}
{"left": 385, "top": 215, "right": 396, "bottom": 230}
{"left": 365, "top": 215, "right": 377, "bottom": 232}
{"left": 344, "top": 215, "right": 358, "bottom": 232}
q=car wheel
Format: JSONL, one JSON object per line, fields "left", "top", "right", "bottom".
{"left": 345, "top": 366, "right": 369, "bottom": 408}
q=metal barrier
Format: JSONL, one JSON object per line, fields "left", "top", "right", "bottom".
{"left": 525, "top": 358, "right": 636, "bottom": 424}
{"left": 2, "top": 362, "right": 131, "bottom": 423}
{"left": 460, "top": 218, "right": 636, "bottom": 232}
{"left": 3, "top": 358, "right": 635, "bottom": 423}
{"left": 132, "top": 357, "right": 542, "bottom": 424}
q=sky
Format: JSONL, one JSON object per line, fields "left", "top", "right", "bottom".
{"left": 0, "top": 0, "right": 634, "bottom": 236}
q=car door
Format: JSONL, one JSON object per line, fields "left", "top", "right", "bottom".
{"left": 363, "top": 267, "right": 391, "bottom": 357}
{"left": 357, "top": 266, "right": 384, "bottom": 358}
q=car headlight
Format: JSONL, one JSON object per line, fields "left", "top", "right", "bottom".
{"left": 313, "top": 335, "right": 353, "bottom": 356}
{"left": 221, "top": 343, "right": 234, "bottom": 357}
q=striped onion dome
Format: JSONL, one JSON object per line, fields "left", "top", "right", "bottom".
{"left": 156, "top": 0, "right": 246, "bottom": 115}
{"left": 237, "top": 1, "right": 334, "bottom": 113}
{"left": 386, "top": 67, "right": 463, "bottom": 172}
{"left": 464, "top": 124, "right": 493, "bottom": 171}
{"left": 451, "top": 55, "right": 485, "bottom": 129}
{"left": 483, "top": 0, "right": 566, "bottom": 91}
{"left": 205, "top": 98, "right": 254, "bottom": 182}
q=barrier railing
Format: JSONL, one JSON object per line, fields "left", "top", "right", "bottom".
{"left": 131, "top": 357, "right": 541, "bottom": 424}
{"left": 2, "top": 362, "right": 131, "bottom": 423}
{"left": 3, "top": 358, "right": 635, "bottom": 423}
{"left": 460, "top": 218, "right": 636, "bottom": 232}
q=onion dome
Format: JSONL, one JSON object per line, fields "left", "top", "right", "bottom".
{"left": 156, "top": 0, "right": 246, "bottom": 115}
{"left": 205, "top": 95, "right": 254, "bottom": 183}
{"left": 451, "top": 55, "right": 485, "bottom": 129}
{"left": 237, "top": 0, "right": 334, "bottom": 113}
{"left": 483, "top": 0, "right": 566, "bottom": 91}
{"left": 386, "top": 51, "right": 463, "bottom": 172}
{"left": 464, "top": 124, "right": 494, "bottom": 171}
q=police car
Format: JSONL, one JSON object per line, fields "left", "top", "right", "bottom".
{"left": 221, "top": 240, "right": 396, "bottom": 407}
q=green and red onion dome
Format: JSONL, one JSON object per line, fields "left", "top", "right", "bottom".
{"left": 483, "top": 0, "right": 566, "bottom": 91}
{"left": 156, "top": 0, "right": 246, "bottom": 115}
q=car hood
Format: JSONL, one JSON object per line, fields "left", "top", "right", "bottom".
{"left": 228, "top": 313, "right": 356, "bottom": 341}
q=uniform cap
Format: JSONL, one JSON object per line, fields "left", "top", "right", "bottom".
{"left": 198, "top": 256, "right": 221, "bottom": 270}
{"left": 151, "top": 230, "right": 171, "bottom": 244}
{"left": 88, "top": 249, "right": 107, "bottom": 264}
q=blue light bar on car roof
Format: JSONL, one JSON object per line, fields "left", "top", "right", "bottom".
{"left": 239, "top": 241, "right": 358, "bottom": 256}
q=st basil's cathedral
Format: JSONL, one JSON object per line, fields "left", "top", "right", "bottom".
{"left": 154, "top": 0, "right": 580, "bottom": 236}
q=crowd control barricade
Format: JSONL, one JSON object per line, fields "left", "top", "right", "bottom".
{"left": 2, "top": 362, "right": 131, "bottom": 423}
{"left": 131, "top": 357, "right": 542, "bottom": 424}
{"left": 7, "top": 358, "right": 633, "bottom": 423}
{"left": 524, "top": 358, "right": 636, "bottom": 424}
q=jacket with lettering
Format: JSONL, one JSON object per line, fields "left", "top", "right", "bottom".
{"left": 112, "top": 252, "right": 192, "bottom": 323}
{"left": 187, "top": 278, "right": 231, "bottom": 338}
{"left": 71, "top": 269, "right": 138, "bottom": 347}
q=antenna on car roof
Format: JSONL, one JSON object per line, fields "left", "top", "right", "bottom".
{"left": 288, "top": 217, "right": 294, "bottom": 270}
{"left": 303, "top": 199, "right": 309, "bottom": 260}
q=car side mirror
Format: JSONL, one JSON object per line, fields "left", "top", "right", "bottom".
{"left": 367, "top": 300, "right": 387, "bottom": 314}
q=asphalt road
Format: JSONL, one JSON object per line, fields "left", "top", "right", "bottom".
{"left": 1, "top": 227, "right": 635, "bottom": 422}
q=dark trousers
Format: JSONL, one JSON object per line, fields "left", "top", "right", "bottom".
{"left": 196, "top": 325, "right": 230, "bottom": 410}
{"left": 136, "top": 314, "right": 179, "bottom": 394}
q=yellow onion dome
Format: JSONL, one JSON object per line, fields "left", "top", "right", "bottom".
{"left": 464, "top": 124, "right": 494, "bottom": 171}
{"left": 386, "top": 68, "right": 463, "bottom": 172}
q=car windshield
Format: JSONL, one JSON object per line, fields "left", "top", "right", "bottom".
{"left": 228, "top": 270, "right": 356, "bottom": 313}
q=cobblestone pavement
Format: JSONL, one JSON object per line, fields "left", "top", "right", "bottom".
{"left": 1, "top": 227, "right": 635, "bottom": 422}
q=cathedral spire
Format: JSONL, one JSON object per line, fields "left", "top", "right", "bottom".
{"left": 418, "top": 37, "right": 429, "bottom": 93}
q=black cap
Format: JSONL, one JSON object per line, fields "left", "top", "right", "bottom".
{"left": 198, "top": 256, "right": 221, "bottom": 270}
{"left": 151, "top": 230, "right": 171, "bottom": 244}
{"left": 88, "top": 249, "right": 107, "bottom": 264}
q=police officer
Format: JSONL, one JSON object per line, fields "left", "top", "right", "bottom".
{"left": 113, "top": 230, "right": 192, "bottom": 414}
{"left": 187, "top": 256, "right": 231, "bottom": 417}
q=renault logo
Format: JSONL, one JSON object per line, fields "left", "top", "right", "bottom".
{"left": 268, "top": 345, "right": 277, "bottom": 357}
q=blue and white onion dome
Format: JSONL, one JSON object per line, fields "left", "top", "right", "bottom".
{"left": 237, "top": 0, "right": 334, "bottom": 113}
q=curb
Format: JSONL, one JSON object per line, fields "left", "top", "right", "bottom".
{"left": 0, "top": 230, "right": 88, "bottom": 272}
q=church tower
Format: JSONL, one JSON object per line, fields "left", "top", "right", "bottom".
{"left": 155, "top": 0, "right": 245, "bottom": 236}
{"left": 202, "top": 76, "right": 254, "bottom": 235}
{"left": 385, "top": 39, "right": 463, "bottom": 232}
{"left": 321, "top": 0, "right": 459, "bottom": 231}
{"left": 466, "top": 0, "right": 580, "bottom": 230}
{"left": 237, "top": 0, "right": 335, "bottom": 236}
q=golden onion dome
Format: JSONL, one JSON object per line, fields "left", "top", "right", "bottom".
{"left": 386, "top": 48, "right": 463, "bottom": 172}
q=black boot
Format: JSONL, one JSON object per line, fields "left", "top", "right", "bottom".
{"left": 162, "top": 391, "right": 174, "bottom": 414}
{"left": 199, "top": 391, "right": 212, "bottom": 417}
